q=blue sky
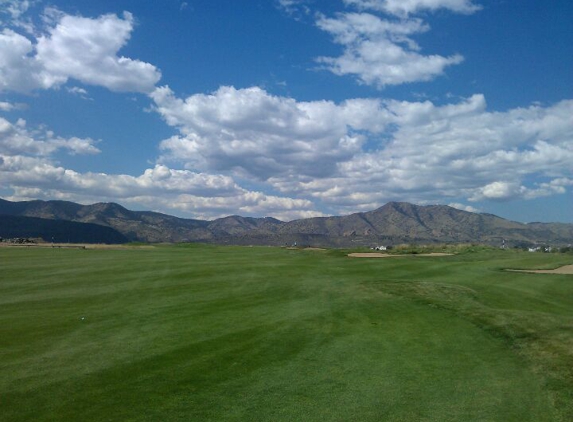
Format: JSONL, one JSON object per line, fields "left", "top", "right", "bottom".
{"left": 0, "top": 0, "right": 571, "bottom": 222}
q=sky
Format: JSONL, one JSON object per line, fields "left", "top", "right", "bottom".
{"left": 0, "top": 0, "right": 572, "bottom": 223}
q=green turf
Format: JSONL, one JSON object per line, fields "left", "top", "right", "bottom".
{"left": 1, "top": 245, "right": 572, "bottom": 421}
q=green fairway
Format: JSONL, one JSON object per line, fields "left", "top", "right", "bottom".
{"left": 1, "top": 245, "right": 572, "bottom": 421}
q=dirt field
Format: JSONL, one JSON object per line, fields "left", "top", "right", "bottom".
{"left": 348, "top": 252, "right": 454, "bottom": 258}
{"left": 507, "top": 265, "right": 573, "bottom": 275}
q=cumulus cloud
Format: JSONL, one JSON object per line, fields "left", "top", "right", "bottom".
{"left": 0, "top": 156, "right": 319, "bottom": 221}
{"left": 269, "top": 94, "right": 572, "bottom": 210}
{"left": 6, "top": 77, "right": 567, "bottom": 219}
{"left": 66, "top": 86, "right": 90, "bottom": 98}
{"left": 276, "top": 0, "right": 311, "bottom": 17}
{"left": 343, "top": 0, "right": 482, "bottom": 16}
{"left": 0, "top": 29, "right": 46, "bottom": 92}
{"left": 152, "top": 85, "right": 392, "bottom": 180}
{"left": 0, "top": 10, "right": 161, "bottom": 93}
{"left": 448, "top": 202, "right": 481, "bottom": 213}
{"left": 469, "top": 178, "right": 573, "bottom": 202}
{"left": 0, "top": 117, "right": 100, "bottom": 156}
{"left": 470, "top": 181, "right": 524, "bottom": 201}
{"left": 66, "top": 86, "right": 93, "bottom": 101}
{"left": 316, "top": 13, "right": 463, "bottom": 88}
{"left": 0, "top": 0, "right": 32, "bottom": 20}
{"left": 150, "top": 83, "right": 572, "bottom": 216}
{"left": 0, "top": 110, "right": 321, "bottom": 220}
{"left": 0, "top": 2, "right": 569, "bottom": 221}
{"left": 0, "top": 0, "right": 35, "bottom": 32}
{"left": 0, "top": 159, "right": 238, "bottom": 198}
{"left": 0, "top": 100, "right": 25, "bottom": 111}
{"left": 148, "top": 190, "right": 321, "bottom": 221}
{"left": 2, "top": 86, "right": 571, "bottom": 219}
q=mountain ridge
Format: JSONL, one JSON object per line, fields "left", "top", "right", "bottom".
{"left": 0, "top": 198, "right": 571, "bottom": 247}
{"left": 0, "top": 214, "right": 128, "bottom": 244}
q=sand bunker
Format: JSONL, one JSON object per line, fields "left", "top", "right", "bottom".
{"left": 507, "top": 265, "right": 573, "bottom": 275}
{"left": 348, "top": 253, "right": 394, "bottom": 258}
{"left": 348, "top": 252, "right": 454, "bottom": 258}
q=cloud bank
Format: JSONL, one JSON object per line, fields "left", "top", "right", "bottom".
{"left": 0, "top": 3, "right": 571, "bottom": 221}
{"left": 152, "top": 85, "right": 573, "bottom": 215}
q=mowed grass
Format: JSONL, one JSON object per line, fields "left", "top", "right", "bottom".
{"left": 1, "top": 245, "right": 572, "bottom": 421}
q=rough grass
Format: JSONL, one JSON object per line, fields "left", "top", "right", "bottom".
{"left": 0, "top": 245, "right": 571, "bottom": 421}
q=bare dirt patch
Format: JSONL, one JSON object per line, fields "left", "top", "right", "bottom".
{"left": 348, "top": 252, "right": 454, "bottom": 258}
{"left": 507, "top": 265, "right": 573, "bottom": 275}
{"left": 348, "top": 253, "right": 394, "bottom": 258}
{"left": 82, "top": 244, "right": 156, "bottom": 250}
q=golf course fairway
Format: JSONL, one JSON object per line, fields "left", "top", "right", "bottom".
{"left": 1, "top": 244, "right": 572, "bottom": 421}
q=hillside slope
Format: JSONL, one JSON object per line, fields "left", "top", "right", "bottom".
{"left": 0, "top": 215, "right": 128, "bottom": 244}
{"left": 0, "top": 198, "right": 571, "bottom": 246}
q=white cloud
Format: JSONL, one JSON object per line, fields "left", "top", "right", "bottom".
{"left": 1, "top": 157, "right": 320, "bottom": 221}
{"left": 448, "top": 202, "right": 481, "bottom": 213}
{"left": 269, "top": 95, "right": 573, "bottom": 210}
{"left": 151, "top": 83, "right": 572, "bottom": 215}
{"left": 36, "top": 11, "right": 161, "bottom": 93}
{"left": 470, "top": 181, "right": 524, "bottom": 201}
{"left": 1, "top": 91, "right": 571, "bottom": 219}
{"left": 0, "top": 100, "right": 25, "bottom": 111}
{"left": 66, "top": 86, "right": 92, "bottom": 100}
{"left": 316, "top": 13, "right": 463, "bottom": 88}
{"left": 0, "top": 117, "right": 100, "bottom": 156}
{"left": 343, "top": 0, "right": 482, "bottom": 16}
{"left": 0, "top": 0, "right": 32, "bottom": 20}
{"left": 0, "top": 10, "right": 161, "bottom": 93}
{"left": 0, "top": 0, "right": 35, "bottom": 32}
{"left": 0, "top": 3, "right": 569, "bottom": 221}
{"left": 0, "top": 110, "right": 321, "bottom": 220}
{"left": 0, "top": 29, "right": 47, "bottom": 92}
{"left": 150, "top": 190, "right": 321, "bottom": 221}
{"left": 152, "top": 85, "right": 391, "bottom": 180}
{"left": 468, "top": 178, "right": 573, "bottom": 202}
{"left": 277, "top": 0, "right": 301, "bottom": 11}
{"left": 66, "top": 87, "right": 87, "bottom": 95}
{"left": 4, "top": 163, "right": 239, "bottom": 198}
{"left": 277, "top": 0, "right": 311, "bottom": 17}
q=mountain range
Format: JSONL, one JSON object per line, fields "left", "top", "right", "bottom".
{"left": 1, "top": 198, "right": 571, "bottom": 247}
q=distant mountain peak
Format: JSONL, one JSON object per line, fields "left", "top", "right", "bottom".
{"left": 0, "top": 198, "right": 571, "bottom": 246}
